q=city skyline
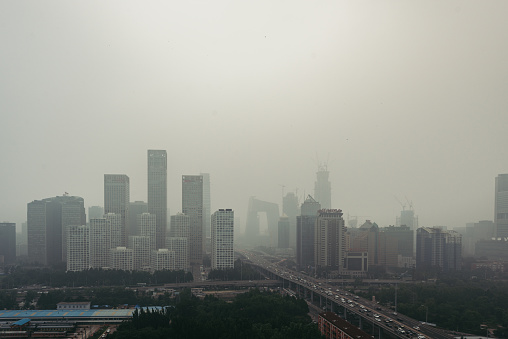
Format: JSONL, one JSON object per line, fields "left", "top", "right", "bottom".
{"left": 1, "top": 1, "right": 508, "bottom": 232}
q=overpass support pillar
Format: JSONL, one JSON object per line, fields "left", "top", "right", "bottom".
{"left": 311, "top": 291, "right": 314, "bottom": 302}
{"left": 319, "top": 295, "right": 323, "bottom": 308}
{"left": 343, "top": 307, "right": 347, "bottom": 320}
{"left": 358, "top": 316, "right": 362, "bottom": 329}
{"left": 378, "top": 326, "right": 382, "bottom": 339}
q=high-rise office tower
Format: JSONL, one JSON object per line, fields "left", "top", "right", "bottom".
{"left": 211, "top": 209, "right": 234, "bottom": 270}
{"left": 314, "top": 164, "right": 331, "bottom": 209}
{"left": 296, "top": 195, "right": 321, "bottom": 269}
{"left": 128, "top": 201, "right": 148, "bottom": 237}
{"left": 89, "top": 218, "right": 111, "bottom": 269}
{"left": 128, "top": 236, "right": 151, "bottom": 271}
{"left": 138, "top": 213, "right": 157, "bottom": 253}
{"left": 278, "top": 216, "right": 290, "bottom": 248}
{"left": 201, "top": 173, "right": 211, "bottom": 250}
{"left": 104, "top": 174, "right": 129, "bottom": 246}
{"left": 495, "top": 174, "right": 508, "bottom": 237}
{"left": 110, "top": 247, "right": 134, "bottom": 271}
{"left": 283, "top": 192, "right": 299, "bottom": 249}
{"left": 27, "top": 195, "right": 85, "bottom": 266}
{"left": 148, "top": 150, "right": 167, "bottom": 250}
{"left": 182, "top": 175, "right": 204, "bottom": 265}
{"left": 0, "top": 223, "right": 16, "bottom": 265}
{"left": 67, "top": 225, "right": 90, "bottom": 272}
{"left": 88, "top": 206, "right": 104, "bottom": 222}
{"left": 166, "top": 237, "right": 189, "bottom": 271}
{"left": 314, "top": 209, "right": 346, "bottom": 271}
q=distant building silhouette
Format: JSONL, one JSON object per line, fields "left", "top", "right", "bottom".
{"left": 416, "top": 227, "right": 462, "bottom": 271}
{"left": 495, "top": 174, "right": 508, "bottom": 237}
{"left": 104, "top": 174, "right": 129, "bottom": 247}
{"left": 314, "top": 164, "right": 331, "bottom": 209}
{"left": 128, "top": 235, "right": 151, "bottom": 271}
{"left": 0, "top": 223, "right": 16, "bottom": 265}
{"left": 245, "top": 197, "right": 279, "bottom": 247}
{"left": 88, "top": 206, "right": 104, "bottom": 222}
{"left": 278, "top": 215, "right": 290, "bottom": 248}
{"left": 201, "top": 173, "right": 211, "bottom": 247}
{"left": 283, "top": 192, "right": 299, "bottom": 249}
{"left": 211, "top": 209, "right": 234, "bottom": 270}
{"left": 148, "top": 150, "right": 167, "bottom": 250}
{"left": 27, "top": 195, "right": 85, "bottom": 266}
{"left": 128, "top": 201, "right": 148, "bottom": 237}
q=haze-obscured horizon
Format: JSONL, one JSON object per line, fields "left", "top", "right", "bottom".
{"left": 1, "top": 1, "right": 507, "bottom": 233}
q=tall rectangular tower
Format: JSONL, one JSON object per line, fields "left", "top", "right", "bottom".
{"left": 67, "top": 225, "right": 90, "bottom": 272}
{"left": 0, "top": 223, "right": 16, "bottom": 265}
{"left": 495, "top": 174, "right": 508, "bottom": 237}
{"left": 211, "top": 209, "right": 234, "bottom": 270}
{"left": 296, "top": 195, "right": 321, "bottom": 269}
{"left": 314, "top": 165, "right": 331, "bottom": 209}
{"left": 104, "top": 174, "right": 129, "bottom": 246}
{"left": 89, "top": 218, "right": 111, "bottom": 269}
{"left": 201, "top": 173, "right": 211, "bottom": 248}
{"left": 182, "top": 175, "right": 204, "bottom": 265}
{"left": 314, "top": 209, "right": 346, "bottom": 271}
{"left": 148, "top": 150, "right": 167, "bottom": 250}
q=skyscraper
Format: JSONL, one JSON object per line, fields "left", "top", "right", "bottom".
{"left": 128, "top": 201, "right": 148, "bottom": 237}
{"left": 89, "top": 218, "right": 111, "bottom": 269}
{"left": 201, "top": 173, "right": 211, "bottom": 249}
{"left": 314, "top": 209, "right": 346, "bottom": 271}
{"left": 104, "top": 174, "right": 129, "bottom": 246}
{"left": 278, "top": 216, "right": 290, "bottom": 248}
{"left": 105, "top": 213, "right": 123, "bottom": 248}
{"left": 110, "top": 247, "right": 134, "bottom": 271}
{"left": 138, "top": 213, "right": 157, "bottom": 253}
{"left": 88, "top": 206, "right": 104, "bottom": 222}
{"left": 148, "top": 150, "right": 167, "bottom": 250}
{"left": 211, "top": 209, "right": 234, "bottom": 270}
{"left": 28, "top": 195, "right": 85, "bottom": 266}
{"left": 67, "top": 225, "right": 90, "bottom": 272}
{"left": 128, "top": 236, "right": 151, "bottom": 271}
{"left": 296, "top": 195, "right": 321, "bottom": 269}
{"left": 314, "top": 164, "right": 331, "bottom": 209}
{"left": 283, "top": 192, "right": 299, "bottom": 249}
{"left": 182, "top": 175, "right": 204, "bottom": 265}
{"left": 495, "top": 174, "right": 508, "bottom": 237}
{"left": 0, "top": 223, "right": 16, "bottom": 265}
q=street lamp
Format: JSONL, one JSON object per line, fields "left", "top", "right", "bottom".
{"left": 421, "top": 304, "right": 428, "bottom": 323}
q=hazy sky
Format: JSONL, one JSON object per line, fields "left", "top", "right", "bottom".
{"left": 1, "top": 1, "right": 507, "bottom": 233}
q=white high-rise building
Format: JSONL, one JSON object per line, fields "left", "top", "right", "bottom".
{"left": 166, "top": 237, "right": 189, "bottom": 271}
{"left": 148, "top": 150, "right": 167, "bottom": 250}
{"left": 110, "top": 247, "right": 134, "bottom": 271}
{"left": 105, "top": 213, "right": 123, "bottom": 248}
{"left": 104, "top": 174, "right": 129, "bottom": 247}
{"left": 138, "top": 213, "right": 157, "bottom": 253}
{"left": 314, "top": 209, "right": 346, "bottom": 271}
{"left": 211, "top": 209, "right": 234, "bottom": 270}
{"left": 90, "top": 218, "right": 111, "bottom": 269}
{"left": 169, "top": 213, "right": 190, "bottom": 238}
{"left": 66, "top": 225, "right": 90, "bottom": 272}
{"left": 128, "top": 236, "right": 151, "bottom": 271}
{"left": 151, "top": 249, "right": 175, "bottom": 271}
{"left": 182, "top": 175, "right": 204, "bottom": 265}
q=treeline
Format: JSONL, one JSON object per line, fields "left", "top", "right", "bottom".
{"left": 110, "top": 289, "right": 321, "bottom": 339}
{"left": 0, "top": 268, "right": 192, "bottom": 289}
{"left": 207, "top": 259, "right": 262, "bottom": 281}
{"left": 358, "top": 279, "right": 508, "bottom": 337}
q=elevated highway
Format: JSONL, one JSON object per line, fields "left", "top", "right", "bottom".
{"left": 241, "top": 250, "right": 454, "bottom": 339}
